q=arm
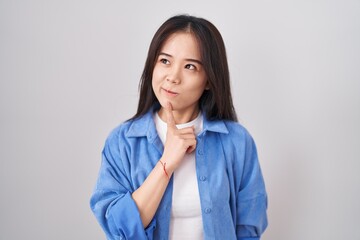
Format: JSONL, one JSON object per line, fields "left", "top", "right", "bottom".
{"left": 90, "top": 103, "right": 196, "bottom": 239}
{"left": 236, "top": 132, "right": 268, "bottom": 240}
{"left": 131, "top": 161, "right": 171, "bottom": 228}
{"left": 132, "top": 102, "right": 196, "bottom": 227}
{"left": 90, "top": 131, "right": 156, "bottom": 240}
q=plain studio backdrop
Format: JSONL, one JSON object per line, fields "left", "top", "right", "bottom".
{"left": 1, "top": 1, "right": 359, "bottom": 239}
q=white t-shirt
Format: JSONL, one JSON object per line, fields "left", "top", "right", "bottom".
{"left": 154, "top": 112, "right": 204, "bottom": 240}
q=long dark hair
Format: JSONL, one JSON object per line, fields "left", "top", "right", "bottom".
{"left": 131, "top": 14, "right": 237, "bottom": 121}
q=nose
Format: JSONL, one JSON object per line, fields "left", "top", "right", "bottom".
{"left": 166, "top": 78, "right": 180, "bottom": 84}
{"left": 166, "top": 66, "right": 181, "bottom": 84}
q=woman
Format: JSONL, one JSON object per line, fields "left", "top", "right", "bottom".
{"left": 90, "top": 14, "right": 268, "bottom": 240}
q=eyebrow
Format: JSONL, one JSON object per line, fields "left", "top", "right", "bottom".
{"left": 159, "top": 52, "right": 203, "bottom": 65}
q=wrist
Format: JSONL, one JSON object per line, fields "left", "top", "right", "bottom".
{"left": 158, "top": 158, "right": 175, "bottom": 178}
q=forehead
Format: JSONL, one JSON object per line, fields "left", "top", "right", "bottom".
{"left": 160, "top": 32, "right": 201, "bottom": 59}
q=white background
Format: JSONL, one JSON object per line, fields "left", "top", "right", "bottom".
{"left": 1, "top": 1, "right": 359, "bottom": 239}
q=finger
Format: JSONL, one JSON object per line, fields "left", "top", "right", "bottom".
{"left": 186, "top": 147, "right": 195, "bottom": 154}
{"left": 165, "top": 102, "right": 176, "bottom": 129}
{"left": 177, "top": 127, "right": 195, "bottom": 134}
{"left": 186, "top": 141, "right": 197, "bottom": 153}
{"left": 179, "top": 133, "right": 196, "bottom": 139}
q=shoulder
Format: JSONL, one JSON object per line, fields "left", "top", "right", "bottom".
{"left": 102, "top": 121, "right": 132, "bottom": 152}
{"left": 105, "top": 111, "right": 155, "bottom": 145}
{"left": 222, "top": 120, "right": 254, "bottom": 143}
{"left": 203, "top": 115, "right": 255, "bottom": 144}
{"left": 106, "top": 120, "right": 132, "bottom": 139}
{"left": 220, "top": 121, "right": 260, "bottom": 169}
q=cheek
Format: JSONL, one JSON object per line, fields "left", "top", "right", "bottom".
{"left": 151, "top": 72, "right": 162, "bottom": 99}
{"left": 190, "top": 77, "right": 207, "bottom": 93}
{"left": 151, "top": 79, "right": 159, "bottom": 98}
{"left": 151, "top": 69, "right": 159, "bottom": 87}
{"left": 152, "top": 67, "right": 163, "bottom": 86}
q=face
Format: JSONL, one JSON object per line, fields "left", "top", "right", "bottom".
{"left": 152, "top": 32, "right": 208, "bottom": 120}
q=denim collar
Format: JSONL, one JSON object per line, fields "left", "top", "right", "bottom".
{"left": 125, "top": 109, "right": 229, "bottom": 142}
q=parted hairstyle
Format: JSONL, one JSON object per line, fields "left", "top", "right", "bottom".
{"left": 131, "top": 14, "right": 237, "bottom": 121}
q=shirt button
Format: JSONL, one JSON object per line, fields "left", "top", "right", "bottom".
{"left": 205, "top": 208, "right": 211, "bottom": 214}
{"left": 200, "top": 176, "right": 207, "bottom": 181}
{"left": 197, "top": 149, "right": 203, "bottom": 155}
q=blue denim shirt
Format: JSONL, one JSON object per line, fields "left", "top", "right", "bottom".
{"left": 90, "top": 109, "right": 268, "bottom": 240}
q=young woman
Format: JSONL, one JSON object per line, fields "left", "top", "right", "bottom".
{"left": 90, "top": 14, "right": 268, "bottom": 240}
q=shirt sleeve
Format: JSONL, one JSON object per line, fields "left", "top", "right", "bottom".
{"left": 236, "top": 131, "right": 268, "bottom": 240}
{"left": 90, "top": 130, "right": 156, "bottom": 240}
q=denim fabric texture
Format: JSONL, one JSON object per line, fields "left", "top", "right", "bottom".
{"left": 90, "top": 109, "right": 268, "bottom": 240}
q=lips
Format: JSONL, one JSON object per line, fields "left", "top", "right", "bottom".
{"left": 162, "top": 87, "right": 178, "bottom": 96}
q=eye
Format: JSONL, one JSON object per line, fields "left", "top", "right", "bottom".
{"left": 185, "top": 64, "right": 196, "bottom": 70}
{"left": 160, "top": 58, "right": 170, "bottom": 65}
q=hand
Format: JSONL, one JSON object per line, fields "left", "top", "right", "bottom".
{"left": 161, "top": 102, "right": 197, "bottom": 173}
